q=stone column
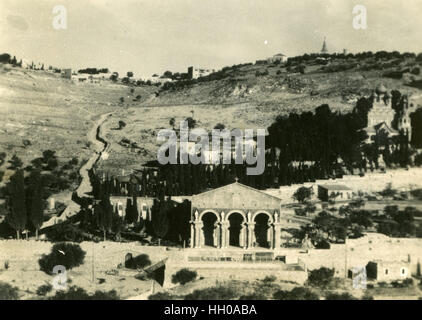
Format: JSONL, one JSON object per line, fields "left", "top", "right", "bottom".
{"left": 221, "top": 222, "right": 229, "bottom": 248}
{"left": 273, "top": 223, "right": 282, "bottom": 250}
{"left": 190, "top": 223, "right": 194, "bottom": 248}
{"left": 214, "top": 223, "right": 220, "bottom": 248}
{"left": 195, "top": 222, "right": 203, "bottom": 248}
{"left": 247, "top": 223, "right": 255, "bottom": 248}
{"left": 240, "top": 224, "right": 247, "bottom": 248}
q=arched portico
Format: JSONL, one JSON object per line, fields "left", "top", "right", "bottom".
{"left": 201, "top": 211, "right": 219, "bottom": 247}
{"left": 189, "top": 180, "right": 289, "bottom": 250}
{"left": 253, "top": 212, "right": 272, "bottom": 248}
{"left": 227, "top": 212, "right": 246, "bottom": 247}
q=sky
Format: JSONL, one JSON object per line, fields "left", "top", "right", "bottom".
{"left": 0, "top": 0, "right": 421, "bottom": 78}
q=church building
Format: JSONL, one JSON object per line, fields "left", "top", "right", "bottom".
{"left": 189, "top": 181, "right": 307, "bottom": 250}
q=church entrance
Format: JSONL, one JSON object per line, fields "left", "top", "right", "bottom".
{"left": 201, "top": 212, "right": 218, "bottom": 247}
{"left": 228, "top": 212, "right": 244, "bottom": 247}
{"left": 254, "top": 213, "right": 270, "bottom": 248}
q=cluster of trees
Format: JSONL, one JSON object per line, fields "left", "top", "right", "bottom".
{"left": 1, "top": 151, "right": 81, "bottom": 239}
{"left": 1, "top": 151, "right": 79, "bottom": 198}
{"left": 88, "top": 170, "right": 191, "bottom": 243}
{"left": 4, "top": 170, "right": 45, "bottom": 239}
{"left": 286, "top": 51, "right": 419, "bottom": 67}
{"left": 294, "top": 200, "right": 422, "bottom": 246}
{"left": 0, "top": 53, "right": 21, "bottom": 66}
{"left": 376, "top": 205, "right": 422, "bottom": 237}
{"left": 96, "top": 97, "right": 414, "bottom": 199}
{"left": 78, "top": 68, "right": 109, "bottom": 74}
{"left": 411, "top": 108, "right": 422, "bottom": 149}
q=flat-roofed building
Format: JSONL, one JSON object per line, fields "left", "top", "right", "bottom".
{"left": 317, "top": 184, "right": 352, "bottom": 201}
{"left": 366, "top": 260, "right": 411, "bottom": 282}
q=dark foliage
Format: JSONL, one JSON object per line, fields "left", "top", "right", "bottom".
{"left": 172, "top": 268, "right": 197, "bottom": 285}
{"left": 273, "top": 287, "right": 319, "bottom": 300}
{"left": 0, "top": 282, "right": 19, "bottom": 300}
{"left": 39, "top": 242, "right": 86, "bottom": 274}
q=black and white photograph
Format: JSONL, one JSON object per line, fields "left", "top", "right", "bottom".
{"left": 1, "top": 0, "right": 422, "bottom": 308}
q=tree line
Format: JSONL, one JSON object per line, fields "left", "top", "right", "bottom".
{"left": 95, "top": 95, "right": 414, "bottom": 198}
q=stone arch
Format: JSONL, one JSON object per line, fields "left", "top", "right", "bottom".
{"left": 200, "top": 210, "right": 220, "bottom": 247}
{"left": 251, "top": 210, "right": 273, "bottom": 224}
{"left": 198, "top": 209, "right": 221, "bottom": 223}
{"left": 226, "top": 211, "right": 247, "bottom": 247}
{"left": 253, "top": 211, "right": 273, "bottom": 249}
{"left": 225, "top": 210, "right": 247, "bottom": 223}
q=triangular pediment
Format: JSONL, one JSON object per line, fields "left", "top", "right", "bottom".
{"left": 191, "top": 182, "right": 281, "bottom": 210}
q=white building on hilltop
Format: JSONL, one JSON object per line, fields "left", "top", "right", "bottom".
{"left": 267, "top": 53, "right": 288, "bottom": 64}
{"left": 187, "top": 66, "right": 215, "bottom": 79}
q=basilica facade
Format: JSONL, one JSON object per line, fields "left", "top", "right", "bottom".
{"left": 190, "top": 182, "right": 298, "bottom": 250}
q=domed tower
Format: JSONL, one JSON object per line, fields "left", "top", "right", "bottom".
{"left": 374, "top": 84, "right": 390, "bottom": 105}
{"left": 366, "top": 84, "right": 396, "bottom": 128}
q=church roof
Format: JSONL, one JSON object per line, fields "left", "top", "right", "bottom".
{"left": 362, "top": 122, "right": 398, "bottom": 135}
{"left": 191, "top": 182, "right": 282, "bottom": 210}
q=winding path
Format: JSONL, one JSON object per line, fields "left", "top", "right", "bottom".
{"left": 40, "top": 112, "right": 112, "bottom": 230}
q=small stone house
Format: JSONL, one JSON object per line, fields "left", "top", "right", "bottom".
{"left": 317, "top": 184, "right": 352, "bottom": 201}
{"left": 366, "top": 260, "right": 410, "bottom": 282}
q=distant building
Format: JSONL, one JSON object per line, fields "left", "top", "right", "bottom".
{"left": 188, "top": 66, "right": 215, "bottom": 79}
{"left": 318, "top": 184, "right": 352, "bottom": 201}
{"left": 61, "top": 68, "right": 72, "bottom": 79}
{"left": 267, "top": 53, "right": 288, "bottom": 64}
{"left": 366, "top": 260, "right": 410, "bottom": 282}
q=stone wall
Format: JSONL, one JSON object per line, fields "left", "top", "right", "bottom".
{"left": 264, "top": 168, "right": 422, "bottom": 204}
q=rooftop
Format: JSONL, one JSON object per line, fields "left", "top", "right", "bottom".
{"left": 318, "top": 184, "right": 352, "bottom": 191}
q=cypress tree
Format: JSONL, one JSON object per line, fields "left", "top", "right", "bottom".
{"left": 7, "top": 170, "right": 27, "bottom": 239}
{"left": 98, "top": 192, "right": 113, "bottom": 241}
{"left": 132, "top": 193, "right": 139, "bottom": 224}
{"left": 125, "top": 198, "right": 133, "bottom": 224}
{"left": 29, "top": 171, "right": 44, "bottom": 239}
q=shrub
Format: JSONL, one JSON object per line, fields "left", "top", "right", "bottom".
{"left": 402, "top": 278, "right": 414, "bottom": 287}
{"left": 325, "top": 292, "right": 357, "bottom": 300}
{"left": 148, "top": 292, "right": 174, "bottom": 300}
{"left": 49, "top": 286, "right": 119, "bottom": 300}
{"left": 39, "top": 242, "right": 86, "bottom": 274}
{"left": 4, "top": 260, "right": 9, "bottom": 270}
{"left": 185, "top": 286, "right": 237, "bottom": 300}
{"left": 36, "top": 284, "right": 53, "bottom": 296}
{"left": 273, "top": 287, "right": 319, "bottom": 300}
{"left": 239, "top": 293, "right": 266, "bottom": 300}
{"left": 125, "top": 254, "right": 151, "bottom": 270}
{"left": 315, "top": 240, "right": 331, "bottom": 249}
{"left": 308, "top": 267, "right": 334, "bottom": 288}
{"left": 0, "top": 282, "right": 19, "bottom": 300}
{"left": 361, "top": 294, "right": 374, "bottom": 300}
{"left": 172, "top": 268, "right": 197, "bottom": 285}
{"left": 91, "top": 290, "right": 119, "bottom": 300}
{"left": 411, "top": 67, "right": 420, "bottom": 75}
{"left": 118, "top": 121, "right": 126, "bottom": 129}
{"left": 262, "top": 275, "right": 277, "bottom": 283}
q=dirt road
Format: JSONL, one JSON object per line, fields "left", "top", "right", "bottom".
{"left": 40, "top": 112, "right": 112, "bottom": 229}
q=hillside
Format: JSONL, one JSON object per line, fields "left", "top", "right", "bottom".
{"left": 151, "top": 54, "right": 422, "bottom": 112}
{"left": 1, "top": 53, "right": 422, "bottom": 180}
{"left": 97, "top": 53, "right": 422, "bottom": 176}
{"left": 0, "top": 64, "right": 156, "bottom": 205}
